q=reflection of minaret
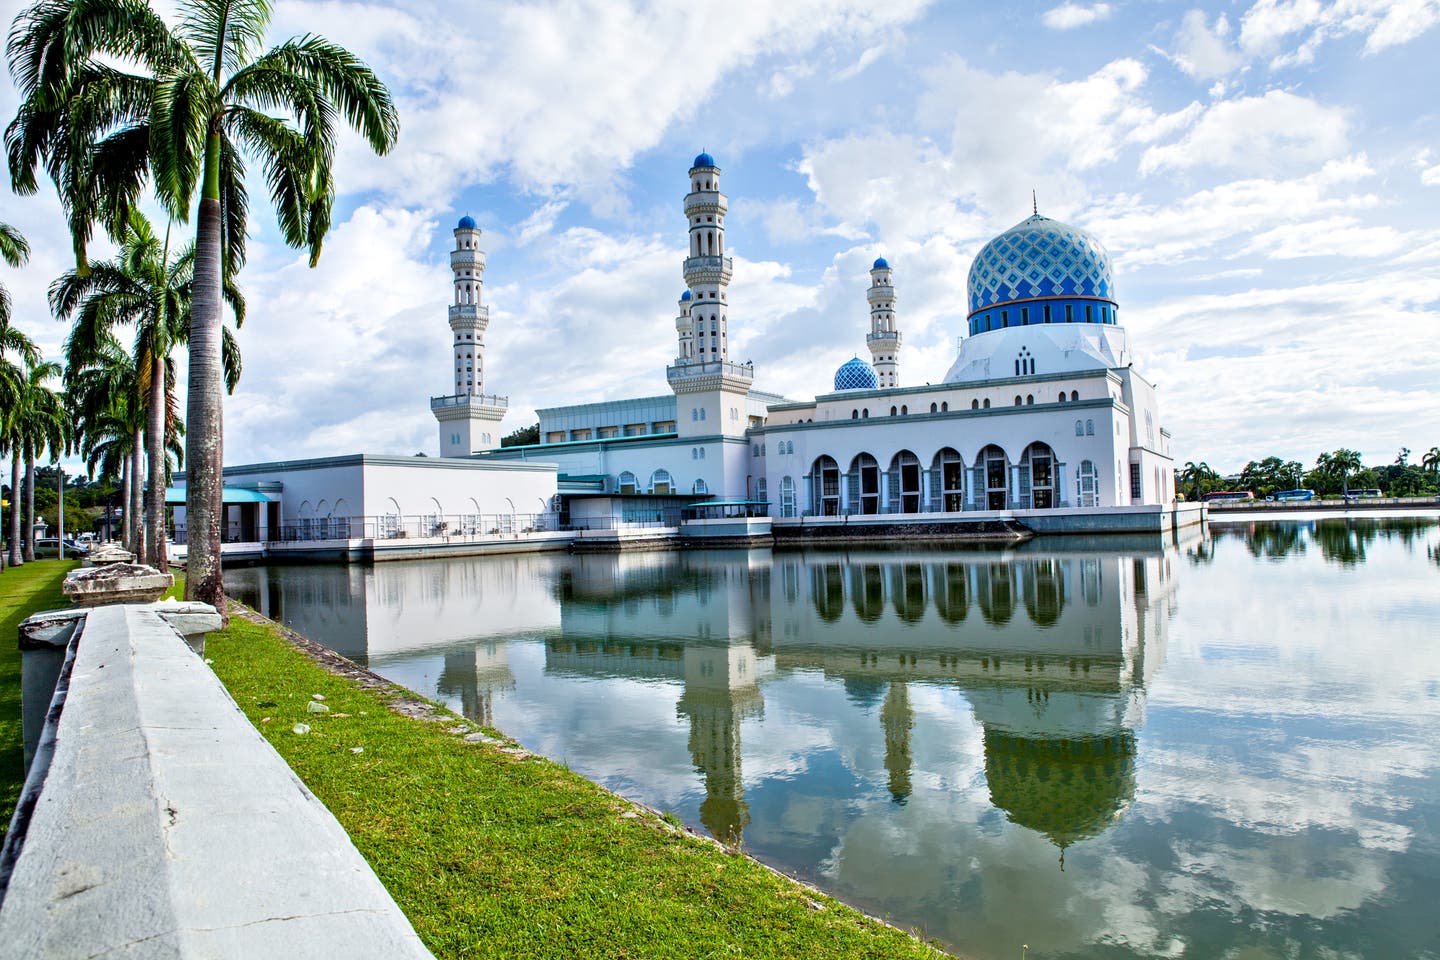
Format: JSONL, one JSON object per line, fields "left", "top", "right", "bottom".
{"left": 880, "top": 681, "right": 913, "bottom": 804}
{"left": 437, "top": 642, "right": 516, "bottom": 727}
{"left": 675, "top": 644, "right": 764, "bottom": 846}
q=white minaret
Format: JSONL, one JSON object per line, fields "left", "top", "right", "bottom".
{"left": 866, "top": 257, "right": 900, "bottom": 388}
{"left": 431, "top": 215, "right": 507, "bottom": 456}
{"left": 675, "top": 290, "right": 694, "bottom": 364}
{"left": 668, "top": 152, "right": 753, "bottom": 440}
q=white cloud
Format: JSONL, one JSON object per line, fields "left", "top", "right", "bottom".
{"left": 1164, "top": 9, "right": 1245, "bottom": 79}
{"left": 1041, "top": 2, "right": 1113, "bottom": 30}
{"left": 1422, "top": 164, "right": 1440, "bottom": 186}
{"left": 1239, "top": 215, "right": 1411, "bottom": 258}
{"left": 1239, "top": 0, "right": 1440, "bottom": 67}
{"left": 1139, "top": 90, "right": 1348, "bottom": 174}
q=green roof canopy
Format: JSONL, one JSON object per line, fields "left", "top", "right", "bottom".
{"left": 164, "top": 487, "right": 274, "bottom": 505}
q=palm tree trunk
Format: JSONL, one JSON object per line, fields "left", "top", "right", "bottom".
{"left": 120, "top": 455, "right": 132, "bottom": 549}
{"left": 8, "top": 453, "right": 22, "bottom": 566}
{"left": 186, "top": 131, "right": 226, "bottom": 617}
{"left": 22, "top": 448, "right": 35, "bottom": 562}
{"left": 130, "top": 427, "right": 144, "bottom": 559}
{"left": 146, "top": 350, "right": 168, "bottom": 571}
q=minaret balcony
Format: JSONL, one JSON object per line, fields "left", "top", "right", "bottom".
{"left": 666, "top": 359, "right": 754, "bottom": 393}
{"left": 450, "top": 249, "right": 486, "bottom": 270}
{"left": 684, "top": 193, "right": 728, "bottom": 216}
{"left": 449, "top": 303, "right": 490, "bottom": 323}
{"left": 866, "top": 331, "right": 901, "bottom": 345}
{"left": 683, "top": 255, "right": 734, "bottom": 283}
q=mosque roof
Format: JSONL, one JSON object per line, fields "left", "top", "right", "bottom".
{"left": 457, "top": 214, "right": 477, "bottom": 229}
{"left": 692, "top": 151, "right": 716, "bottom": 169}
{"left": 872, "top": 257, "right": 890, "bottom": 270}
{"left": 967, "top": 214, "right": 1115, "bottom": 317}
{"left": 833, "top": 356, "right": 879, "bottom": 392}
{"left": 983, "top": 729, "right": 1136, "bottom": 851}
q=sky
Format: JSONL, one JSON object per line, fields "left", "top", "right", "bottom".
{"left": 1, "top": 0, "right": 1438, "bottom": 475}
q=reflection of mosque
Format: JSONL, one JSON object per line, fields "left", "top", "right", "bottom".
{"left": 539, "top": 544, "right": 1176, "bottom": 851}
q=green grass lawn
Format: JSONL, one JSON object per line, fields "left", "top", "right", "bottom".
{"left": 0, "top": 559, "right": 80, "bottom": 839}
{"left": 209, "top": 610, "right": 950, "bottom": 959}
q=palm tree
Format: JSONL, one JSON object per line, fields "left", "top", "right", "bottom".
{"left": 53, "top": 209, "right": 242, "bottom": 567}
{"left": 1, "top": 221, "right": 38, "bottom": 570}
{"left": 14, "top": 360, "right": 66, "bottom": 561}
{"left": 66, "top": 332, "right": 145, "bottom": 553}
{"left": 1332, "top": 449, "right": 1363, "bottom": 496}
{"left": 8, "top": 0, "right": 398, "bottom": 610}
{"left": 1422, "top": 446, "right": 1440, "bottom": 480}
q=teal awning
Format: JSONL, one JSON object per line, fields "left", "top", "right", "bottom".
{"left": 165, "top": 486, "right": 274, "bottom": 505}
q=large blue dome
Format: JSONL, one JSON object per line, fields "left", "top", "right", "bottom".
{"left": 833, "top": 357, "right": 879, "bottom": 392}
{"left": 692, "top": 152, "right": 716, "bottom": 169}
{"left": 457, "top": 214, "right": 476, "bottom": 229}
{"left": 968, "top": 214, "right": 1115, "bottom": 319}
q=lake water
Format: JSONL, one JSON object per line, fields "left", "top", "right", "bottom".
{"left": 226, "top": 515, "right": 1440, "bottom": 959}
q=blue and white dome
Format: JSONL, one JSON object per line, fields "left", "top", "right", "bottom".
{"left": 872, "top": 257, "right": 890, "bottom": 270}
{"left": 457, "top": 214, "right": 477, "bottom": 230}
{"left": 680, "top": 290, "right": 692, "bottom": 301}
{"left": 967, "top": 214, "right": 1116, "bottom": 335}
{"left": 692, "top": 151, "right": 716, "bottom": 169}
{"left": 833, "top": 357, "right": 879, "bottom": 391}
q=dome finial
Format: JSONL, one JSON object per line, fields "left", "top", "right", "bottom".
{"left": 1032, "top": 189, "right": 1038, "bottom": 216}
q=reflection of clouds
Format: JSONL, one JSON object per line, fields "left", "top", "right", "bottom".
{"left": 1172, "top": 840, "right": 1387, "bottom": 920}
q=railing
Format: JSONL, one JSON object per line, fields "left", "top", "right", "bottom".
{"left": 666, "top": 359, "right": 754, "bottom": 381}
{"left": 682, "top": 255, "right": 733, "bottom": 275}
{"left": 565, "top": 511, "right": 683, "bottom": 531}
{"left": 173, "top": 513, "right": 563, "bottom": 545}
{"left": 865, "top": 331, "right": 898, "bottom": 343}
{"left": 429, "top": 392, "right": 509, "bottom": 409}
{"left": 447, "top": 303, "right": 489, "bottom": 320}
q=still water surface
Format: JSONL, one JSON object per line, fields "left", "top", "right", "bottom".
{"left": 227, "top": 517, "right": 1440, "bottom": 959}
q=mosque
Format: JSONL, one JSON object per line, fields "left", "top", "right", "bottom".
{"left": 176, "top": 150, "right": 1189, "bottom": 553}
{"left": 461, "top": 151, "right": 1178, "bottom": 526}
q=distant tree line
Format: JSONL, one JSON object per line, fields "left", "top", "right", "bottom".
{"left": 1178, "top": 447, "right": 1440, "bottom": 501}
{"left": 501, "top": 424, "right": 541, "bottom": 447}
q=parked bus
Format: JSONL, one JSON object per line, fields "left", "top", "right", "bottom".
{"left": 1274, "top": 489, "right": 1316, "bottom": 502}
{"left": 1203, "top": 491, "right": 1255, "bottom": 503}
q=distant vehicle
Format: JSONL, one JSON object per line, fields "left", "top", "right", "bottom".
{"left": 1203, "top": 491, "right": 1255, "bottom": 503}
{"left": 1343, "top": 488, "right": 1383, "bottom": 502}
{"left": 34, "top": 537, "right": 92, "bottom": 558}
{"left": 1274, "top": 489, "right": 1316, "bottom": 502}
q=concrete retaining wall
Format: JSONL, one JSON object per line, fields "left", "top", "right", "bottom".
{"left": 0, "top": 603, "right": 433, "bottom": 959}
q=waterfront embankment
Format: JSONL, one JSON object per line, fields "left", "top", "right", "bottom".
{"left": 0, "top": 561, "right": 950, "bottom": 959}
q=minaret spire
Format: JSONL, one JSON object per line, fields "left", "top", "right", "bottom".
{"left": 1032, "top": 189, "right": 1038, "bottom": 216}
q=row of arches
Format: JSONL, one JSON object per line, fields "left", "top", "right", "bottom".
{"left": 798, "top": 443, "right": 1101, "bottom": 515}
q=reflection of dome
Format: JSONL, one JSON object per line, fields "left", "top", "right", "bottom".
{"left": 457, "top": 214, "right": 476, "bottom": 229}
{"left": 680, "top": 290, "right": 692, "bottom": 301}
{"left": 834, "top": 357, "right": 879, "bottom": 391}
{"left": 872, "top": 257, "right": 890, "bottom": 270}
{"left": 842, "top": 676, "right": 887, "bottom": 708}
{"left": 983, "top": 729, "right": 1136, "bottom": 851}
{"left": 692, "top": 151, "right": 716, "bottom": 168}
{"left": 968, "top": 214, "right": 1116, "bottom": 318}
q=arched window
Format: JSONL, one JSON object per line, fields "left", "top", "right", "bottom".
{"left": 941, "top": 401, "right": 949, "bottom": 412}
{"left": 1085, "top": 419, "right": 1095, "bottom": 436}
{"left": 1026, "top": 394, "right": 1034, "bottom": 405}
{"left": 1014, "top": 395, "right": 1022, "bottom": 406}
{"left": 1022, "top": 442, "right": 1056, "bottom": 509}
{"left": 1075, "top": 420, "right": 1084, "bottom": 436}
{"left": 700, "top": 448, "right": 707, "bottom": 459}
{"left": 971, "top": 399, "right": 979, "bottom": 410}
{"left": 694, "top": 479, "right": 709, "bottom": 495}
{"left": 930, "top": 402, "right": 938, "bottom": 413}
{"left": 852, "top": 409, "right": 859, "bottom": 419}
{"left": 862, "top": 408, "right": 870, "bottom": 418}
{"left": 649, "top": 469, "right": 673, "bottom": 495}
{"left": 983, "top": 398, "right": 991, "bottom": 408}
{"left": 1078, "top": 460, "right": 1099, "bottom": 508}
{"left": 848, "top": 453, "right": 882, "bottom": 514}
{"left": 888, "top": 450, "right": 923, "bottom": 513}
{"left": 617, "top": 471, "right": 638, "bottom": 494}
{"left": 692, "top": 448, "right": 699, "bottom": 460}
{"left": 1071, "top": 390, "right": 1079, "bottom": 401}
{"left": 901, "top": 404, "right": 908, "bottom": 415}
{"left": 890, "top": 405, "right": 897, "bottom": 416}
{"left": 755, "top": 477, "right": 767, "bottom": 505}
{"left": 979, "top": 444, "right": 1009, "bottom": 510}
{"left": 691, "top": 408, "right": 698, "bottom": 421}
{"left": 931, "top": 448, "right": 965, "bottom": 512}
{"left": 753, "top": 443, "right": 760, "bottom": 457}
{"left": 811, "top": 456, "right": 841, "bottom": 516}
{"left": 780, "top": 476, "right": 796, "bottom": 517}
{"left": 1058, "top": 393, "right": 1067, "bottom": 403}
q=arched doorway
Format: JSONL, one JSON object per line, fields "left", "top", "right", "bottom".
{"left": 1021, "top": 442, "right": 1057, "bottom": 509}
{"left": 848, "top": 453, "right": 881, "bottom": 515}
{"left": 930, "top": 448, "right": 964, "bottom": 512}
{"left": 888, "top": 450, "right": 923, "bottom": 513}
{"left": 978, "top": 445, "right": 1009, "bottom": 510}
{"left": 932, "top": 563, "right": 969, "bottom": 623}
{"left": 811, "top": 456, "right": 841, "bottom": 516}
{"left": 851, "top": 564, "right": 885, "bottom": 622}
{"left": 1077, "top": 460, "right": 1099, "bottom": 508}
{"left": 1022, "top": 559, "right": 1065, "bottom": 626}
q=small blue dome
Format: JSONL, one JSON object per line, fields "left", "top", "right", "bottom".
{"left": 834, "top": 357, "right": 879, "bottom": 392}
{"left": 457, "top": 215, "right": 476, "bottom": 230}
{"left": 680, "top": 290, "right": 692, "bottom": 301}
{"left": 692, "top": 152, "right": 715, "bottom": 169}
{"left": 872, "top": 257, "right": 890, "bottom": 270}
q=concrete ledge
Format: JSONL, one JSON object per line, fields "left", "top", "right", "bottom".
{"left": 0, "top": 605, "right": 433, "bottom": 959}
